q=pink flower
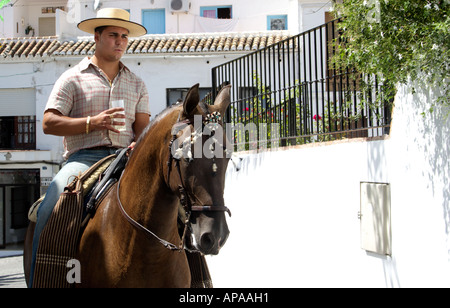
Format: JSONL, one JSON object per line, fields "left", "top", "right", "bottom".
{"left": 313, "top": 114, "right": 322, "bottom": 121}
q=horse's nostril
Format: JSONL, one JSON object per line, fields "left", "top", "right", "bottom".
{"left": 200, "top": 233, "right": 215, "bottom": 252}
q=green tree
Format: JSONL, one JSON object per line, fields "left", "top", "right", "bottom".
{"left": 332, "top": 0, "right": 449, "bottom": 113}
{"left": 0, "top": 0, "right": 11, "bottom": 21}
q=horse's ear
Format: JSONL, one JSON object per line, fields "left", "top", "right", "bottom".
{"left": 213, "top": 85, "right": 232, "bottom": 114}
{"left": 183, "top": 84, "right": 200, "bottom": 116}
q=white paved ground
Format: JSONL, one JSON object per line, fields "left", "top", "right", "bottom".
{"left": 0, "top": 255, "right": 27, "bottom": 288}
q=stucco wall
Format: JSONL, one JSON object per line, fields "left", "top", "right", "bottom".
{"left": 207, "top": 83, "right": 450, "bottom": 287}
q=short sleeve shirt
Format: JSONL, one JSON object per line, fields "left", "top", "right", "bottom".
{"left": 45, "top": 57, "right": 150, "bottom": 159}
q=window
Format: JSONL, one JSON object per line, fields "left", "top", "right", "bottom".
{"left": 267, "top": 15, "right": 288, "bottom": 30}
{"left": 167, "top": 88, "right": 212, "bottom": 107}
{"left": 200, "top": 6, "right": 232, "bottom": 19}
{"left": 17, "top": 116, "right": 36, "bottom": 149}
{"left": 142, "top": 9, "right": 166, "bottom": 34}
{"left": 237, "top": 86, "right": 272, "bottom": 116}
{"left": 0, "top": 116, "right": 36, "bottom": 150}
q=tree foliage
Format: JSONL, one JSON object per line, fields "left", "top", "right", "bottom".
{"left": 332, "top": 0, "right": 449, "bottom": 111}
{"left": 0, "top": 0, "right": 11, "bottom": 21}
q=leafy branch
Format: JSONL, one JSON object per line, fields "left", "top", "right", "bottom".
{"left": 0, "top": 0, "right": 11, "bottom": 22}
{"left": 331, "top": 0, "right": 449, "bottom": 113}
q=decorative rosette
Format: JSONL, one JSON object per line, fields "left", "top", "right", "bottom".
{"left": 203, "top": 111, "right": 222, "bottom": 125}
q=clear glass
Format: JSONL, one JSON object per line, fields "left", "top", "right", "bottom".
{"left": 111, "top": 100, "right": 126, "bottom": 132}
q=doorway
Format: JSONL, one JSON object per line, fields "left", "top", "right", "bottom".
{"left": 0, "top": 169, "right": 40, "bottom": 247}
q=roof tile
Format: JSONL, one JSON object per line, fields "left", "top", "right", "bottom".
{"left": 0, "top": 31, "right": 291, "bottom": 61}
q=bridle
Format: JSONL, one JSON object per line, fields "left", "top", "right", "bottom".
{"left": 117, "top": 111, "right": 231, "bottom": 252}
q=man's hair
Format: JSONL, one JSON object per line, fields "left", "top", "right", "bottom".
{"left": 94, "top": 26, "right": 130, "bottom": 36}
{"left": 94, "top": 26, "right": 108, "bottom": 34}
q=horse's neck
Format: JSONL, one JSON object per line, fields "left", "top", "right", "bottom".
{"left": 118, "top": 134, "right": 179, "bottom": 243}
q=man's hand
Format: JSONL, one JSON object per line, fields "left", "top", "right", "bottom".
{"left": 91, "top": 107, "right": 125, "bottom": 133}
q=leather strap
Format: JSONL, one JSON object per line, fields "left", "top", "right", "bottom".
{"left": 191, "top": 205, "right": 232, "bottom": 217}
{"left": 116, "top": 173, "right": 183, "bottom": 251}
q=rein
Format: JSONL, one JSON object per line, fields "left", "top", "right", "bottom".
{"left": 116, "top": 112, "right": 231, "bottom": 252}
{"left": 116, "top": 174, "right": 182, "bottom": 251}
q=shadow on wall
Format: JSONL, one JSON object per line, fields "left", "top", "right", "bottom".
{"left": 411, "top": 86, "right": 450, "bottom": 256}
{"left": 395, "top": 84, "right": 450, "bottom": 256}
{"left": 365, "top": 82, "right": 450, "bottom": 287}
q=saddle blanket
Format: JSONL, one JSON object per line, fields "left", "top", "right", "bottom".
{"left": 32, "top": 154, "right": 117, "bottom": 288}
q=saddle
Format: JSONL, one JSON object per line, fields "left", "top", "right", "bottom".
{"left": 28, "top": 148, "right": 128, "bottom": 225}
{"left": 84, "top": 148, "right": 129, "bottom": 224}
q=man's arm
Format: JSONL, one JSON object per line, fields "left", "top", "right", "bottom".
{"left": 43, "top": 108, "right": 126, "bottom": 136}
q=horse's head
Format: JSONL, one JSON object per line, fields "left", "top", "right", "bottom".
{"left": 167, "top": 84, "right": 232, "bottom": 255}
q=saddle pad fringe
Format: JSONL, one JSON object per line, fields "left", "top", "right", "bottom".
{"left": 32, "top": 154, "right": 117, "bottom": 288}
{"left": 32, "top": 189, "right": 83, "bottom": 288}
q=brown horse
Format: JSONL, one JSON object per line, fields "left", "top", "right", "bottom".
{"left": 23, "top": 84, "right": 232, "bottom": 287}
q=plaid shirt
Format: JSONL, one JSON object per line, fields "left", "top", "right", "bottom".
{"left": 46, "top": 57, "right": 150, "bottom": 159}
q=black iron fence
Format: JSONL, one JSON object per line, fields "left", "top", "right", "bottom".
{"left": 209, "top": 18, "right": 392, "bottom": 151}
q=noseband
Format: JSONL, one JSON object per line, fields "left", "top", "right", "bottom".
{"left": 117, "top": 111, "right": 231, "bottom": 252}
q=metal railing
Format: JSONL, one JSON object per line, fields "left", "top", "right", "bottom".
{"left": 209, "top": 18, "right": 392, "bottom": 151}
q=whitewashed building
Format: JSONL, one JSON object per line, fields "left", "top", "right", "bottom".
{"left": 0, "top": 1, "right": 448, "bottom": 290}
{"left": 0, "top": 0, "right": 332, "bottom": 246}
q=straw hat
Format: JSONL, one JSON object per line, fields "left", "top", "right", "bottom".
{"left": 78, "top": 8, "right": 147, "bottom": 37}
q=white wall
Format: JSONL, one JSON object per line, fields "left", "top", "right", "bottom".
{"left": 129, "top": 0, "right": 329, "bottom": 34}
{"left": 1, "top": 0, "right": 331, "bottom": 37}
{"left": 0, "top": 6, "right": 14, "bottom": 37}
{"left": 386, "top": 84, "right": 450, "bottom": 287}
{"left": 206, "top": 83, "right": 450, "bottom": 287}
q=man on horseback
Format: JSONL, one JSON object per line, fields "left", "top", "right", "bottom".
{"left": 29, "top": 8, "right": 150, "bottom": 287}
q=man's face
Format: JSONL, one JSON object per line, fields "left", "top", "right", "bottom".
{"left": 95, "top": 26, "right": 129, "bottom": 61}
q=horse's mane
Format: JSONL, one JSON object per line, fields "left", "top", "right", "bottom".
{"left": 134, "top": 103, "right": 182, "bottom": 148}
{"left": 132, "top": 99, "right": 212, "bottom": 158}
{"left": 135, "top": 99, "right": 211, "bottom": 146}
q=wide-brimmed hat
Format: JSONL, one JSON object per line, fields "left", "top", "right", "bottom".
{"left": 77, "top": 8, "right": 147, "bottom": 37}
